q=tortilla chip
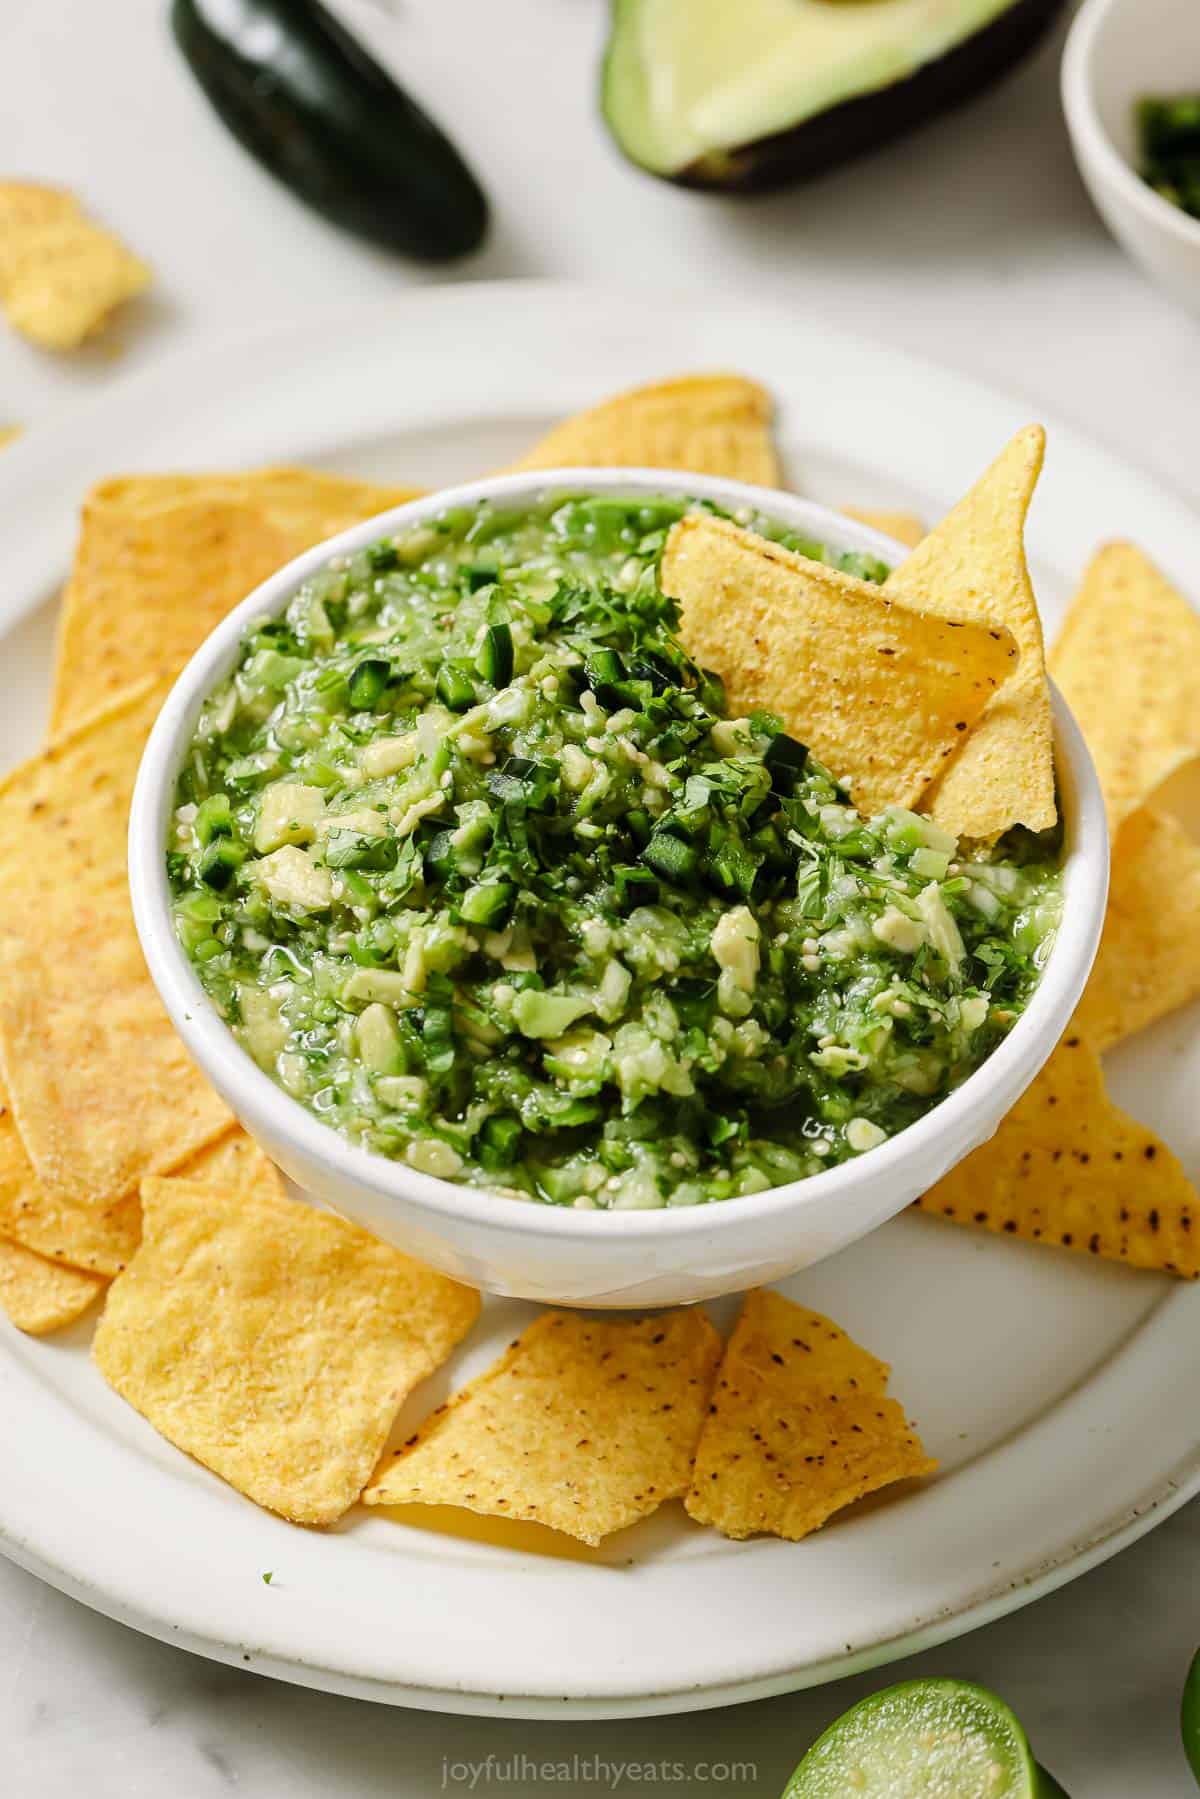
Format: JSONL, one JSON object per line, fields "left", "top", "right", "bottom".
{"left": 1073, "top": 808, "right": 1200, "bottom": 1052}
{"left": 86, "top": 467, "right": 423, "bottom": 541}
{"left": 0, "top": 681, "right": 232, "bottom": 1210}
{"left": 365, "top": 1309, "right": 722, "bottom": 1545}
{"left": 0, "top": 183, "right": 149, "bottom": 350}
{"left": 842, "top": 508, "right": 926, "bottom": 550}
{"left": 507, "top": 374, "right": 779, "bottom": 487}
{"left": 0, "top": 1080, "right": 279, "bottom": 1279}
{"left": 885, "top": 427, "right": 1054, "bottom": 840}
{"left": 684, "top": 1289, "right": 935, "bottom": 1541}
{"left": 0, "top": 1084, "right": 141, "bottom": 1274}
{"left": 49, "top": 498, "right": 301, "bottom": 730}
{"left": 94, "top": 1175, "right": 479, "bottom": 1525}
{"left": 50, "top": 476, "right": 423, "bottom": 731}
{"left": 0, "top": 1236, "right": 105, "bottom": 1335}
{"left": 663, "top": 514, "right": 1017, "bottom": 817}
{"left": 1049, "top": 542, "right": 1200, "bottom": 828}
{"left": 172, "top": 1126, "right": 285, "bottom": 1200}
{"left": 0, "top": 426, "right": 20, "bottom": 450}
{"left": 918, "top": 1032, "right": 1198, "bottom": 1275}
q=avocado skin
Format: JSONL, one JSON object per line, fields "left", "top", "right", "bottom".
{"left": 610, "top": 0, "right": 1067, "bottom": 194}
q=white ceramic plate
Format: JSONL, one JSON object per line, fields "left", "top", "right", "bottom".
{"left": 1, "top": 283, "right": 1199, "bottom": 1720}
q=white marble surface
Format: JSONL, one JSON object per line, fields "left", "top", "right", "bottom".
{"left": 4, "top": 0, "right": 1200, "bottom": 1792}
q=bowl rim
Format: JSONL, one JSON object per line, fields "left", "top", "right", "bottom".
{"left": 129, "top": 466, "right": 1109, "bottom": 1243}
{"left": 1062, "top": 0, "right": 1200, "bottom": 251}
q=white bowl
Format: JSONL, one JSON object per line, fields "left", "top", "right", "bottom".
{"left": 130, "top": 469, "right": 1108, "bottom": 1308}
{"left": 1063, "top": 0, "right": 1200, "bottom": 315}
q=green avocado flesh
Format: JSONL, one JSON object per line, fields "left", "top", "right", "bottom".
{"left": 783, "top": 1678, "right": 1060, "bottom": 1798}
{"left": 169, "top": 493, "right": 1061, "bottom": 1210}
{"left": 603, "top": 0, "right": 1065, "bottom": 188}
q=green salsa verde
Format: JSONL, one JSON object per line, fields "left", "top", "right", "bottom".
{"left": 168, "top": 493, "right": 1063, "bottom": 1209}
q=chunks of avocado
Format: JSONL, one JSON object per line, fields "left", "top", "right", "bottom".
{"left": 602, "top": 0, "right": 1067, "bottom": 191}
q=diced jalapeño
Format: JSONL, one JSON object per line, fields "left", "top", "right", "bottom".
{"left": 613, "top": 865, "right": 659, "bottom": 910}
{"left": 763, "top": 731, "right": 809, "bottom": 790}
{"left": 436, "top": 660, "right": 477, "bottom": 712}
{"left": 195, "top": 793, "right": 233, "bottom": 845}
{"left": 476, "top": 622, "right": 514, "bottom": 688}
{"left": 198, "top": 837, "right": 245, "bottom": 891}
{"left": 460, "top": 881, "right": 515, "bottom": 927}
{"left": 477, "top": 1113, "right": 522, "bottom": 1170}
{"left": 348, "top": 658, "right": 390, "bottom": 710}
{"left": 643, "top": 831, "right": 699, "bottom": 885}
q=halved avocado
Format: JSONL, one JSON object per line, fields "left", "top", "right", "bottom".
{"left": 602, "top": 0, "right": 1067, "bottom": 192}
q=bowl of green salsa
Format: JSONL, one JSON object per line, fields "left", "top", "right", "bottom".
{"left": 130, "top": 470, "right": 1107, "bottom": 1306}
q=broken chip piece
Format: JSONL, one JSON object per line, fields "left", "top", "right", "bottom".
{"left": 0, "top": 181, "right": 149, "bottom": 351}
{"left": 684, "top": 1289, "right": 935, "bottom": 1541}
{"left": 890, "top": 426, "right": 1054, "bottom": 841}
{"left": 365, "top": 1309, "right": 722, "bottom": 1544}
{"left": 1050, "top": 541, "right": 1200, "bottom": 828}
{"left": 506, "top": 373, "right": 779, "bottom": 487}
{"left": 94, "top": 1174, "right": 480, "bottom": 1525}
{"left": 917, "top": 1032, "right": 1198, "bottom": 1277}
{"left": 663, "top": 512, "right": 1017, "bottom": 817}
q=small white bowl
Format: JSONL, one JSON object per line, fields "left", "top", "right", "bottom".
{"left": 1063, "top": 0, "right": 1200, "bottom": 315}
{"left": 130, "top": 469, "right": 1108, "bottom": 1309}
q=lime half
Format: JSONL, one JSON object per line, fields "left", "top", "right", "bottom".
{"left": 783, "top": 1678, "right": 1069, "bottom": 1798}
